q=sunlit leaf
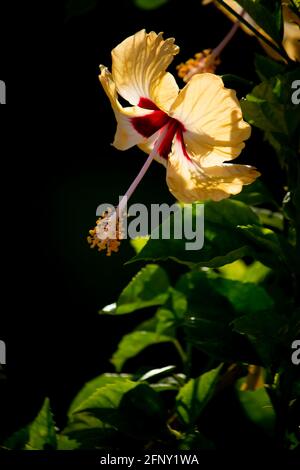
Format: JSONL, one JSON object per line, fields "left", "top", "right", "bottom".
{"left": 68, "top": 374, "right": 132, "bottom": 416}
{"left": 26, "top": 398, "right": 57, "bottom": 450}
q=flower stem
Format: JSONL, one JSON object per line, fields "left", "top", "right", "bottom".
{"left": 117, "top": 125, "right": 168, "bottom": 215}
{"left": 215, "top": 0, "right": 290, "bottom": 62}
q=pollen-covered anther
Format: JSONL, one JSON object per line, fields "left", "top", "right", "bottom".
{"left": 87, "top": 209, "right": 125, "bottom": 256}
{"left": 176, "top": 49, "right": 221, "bottom": 82}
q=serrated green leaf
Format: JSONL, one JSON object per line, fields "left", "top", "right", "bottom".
{"left": 26, "top": 398, "right": 57, "bottom": 450}
{"left": 102, "top": 264, "right": 170, "bottom": 315}
{"left": 73, "top": 381, "right": 138, "bottom": 418}
{"left": 68, "top": 374, "right": 132, "bottom": 416}
{"left": 176, "top": 366, "right": 222, "bottom": 426}
{"left": 111, "top": 331, "right": 173, "bottom": 372}
{"left": 63, "top": 412, "right": 116, "bottom": 450}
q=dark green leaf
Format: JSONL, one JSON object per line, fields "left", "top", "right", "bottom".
{"left": 101, "top": 264, "right": 170, "bottom": 315}
{"left": 232, "top": 180, "right": 276, "bottom": 207}
{"left": 241, "top": 72, "right": 300, "bottom": 137}
{"left": 254, "top": 54, "right": 286, "bottom": 82}
{"left": 111, "top": 331, "right": 174, "bottom": 372}
{"left": 232, "top": 309, "right": 286, "bottom": 365}
{"left": 176, "top": 366, "right": 222, "bottom": 426}
{"left": 133, "top": 0, "right": 169, "bottom": 10}
{"left": 233, "top": 0, "right": 283, "bottom": 44}
{"left": 118, "top": 384, "right": 167, "bottom": 439}
{"left": 236, "top": 378, "right": 276, "bottom": 436}
{"left": 178, "top": 271, "right": 269, "bottom": 362}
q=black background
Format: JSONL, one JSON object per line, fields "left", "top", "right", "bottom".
{"left": 0, "top": 0, "right": 280, "bottom": 445}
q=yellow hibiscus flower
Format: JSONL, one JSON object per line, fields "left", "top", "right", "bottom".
{"left": 99, "top": 29, "right": 259, "bottom": 204}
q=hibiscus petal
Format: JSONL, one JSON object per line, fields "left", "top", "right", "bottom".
{"left": 169, "top": 73, "right": 251, "bottom": 164}
{"left": 99, "top": 65, "right": 156, "bottom": 150}
{"left": 111, "top": 29, "right": 179, "bottom": 111}
{"left": 166, "top": 133, "right": 260, "bottom": 202}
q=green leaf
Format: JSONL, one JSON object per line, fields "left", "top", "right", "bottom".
{"left": 176, "top": 366, "right": 222, "bottom": 426}
{"left": 63, "top": 413, "right": 116, "bottom": 449}
{"left": 218, "top": 260, "right": 270, "bottom": 283}
{"left": 130, "top": 200, "right": 268, "bottom": 268}
{"left": 232, "top": 309, "right": 286, "bottom": 365}
{"left": 237, "top": 225, "right": 285, "bottom": 268}
{"left": 210, "top": 276, "right": 274, "bottom": 315}
{"left": 71, "top": 380, "right": 167, "bottom": 440}
{"left": 68, "top": 374, "right": 132, "bottom": 416}
{"left": 101, "top": 264, "right": 170, "bottom": 315}
{"left": 4, "top": 427, "right": 30, "bottom": 450}
{"left": 72, "top": 381, "right": 138, "bottom": 418}
{"left": 241, "top": 72, "right": 300, "bottom": 137}
{"left": 111, "top": 331, "right": 173, "bottom": 372}
{"left": 234, "top": 0, "right": 283, "bottom": 44}
{"left": 56, "top": 435, "right": 79, "bottom": 450}
{"left": 133, "top": 0, "right": 169, "bottom": 10}
{"left": 254, "top": 54, "right": 286, "bottom": 82}
{"left": 232, "top": 180, "right": 276, "bottom": 207}
{"left": 130, "top": 237, "right": 149, "bottom": 254}
{"left": 118, "top": 384, "right": 167, "bottom": 439}
{"left": 26, "top": 398, "right": 57, "bottom": 450}
{"left": 178, "top": 271, "right": 271, "bottom": 362}
{"left": 236, "top": 378, "right": 276, "bottom": 436}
